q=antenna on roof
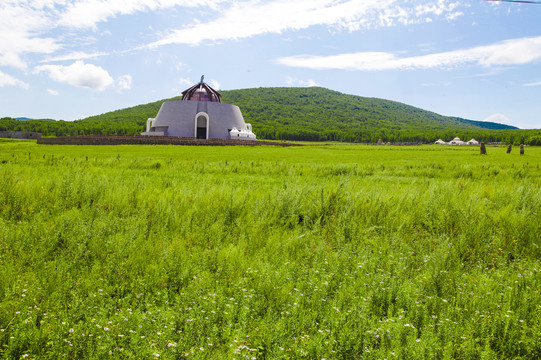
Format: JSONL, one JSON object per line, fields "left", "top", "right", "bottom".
{"left": 200, "top": 75, "right": 205, "bottom": 83}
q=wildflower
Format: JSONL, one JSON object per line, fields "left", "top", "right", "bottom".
{"left": 69, "top": 328, "right": 74, "bottom": 333}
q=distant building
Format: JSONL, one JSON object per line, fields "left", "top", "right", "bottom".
{"left": 142, "top": 76, "right": 256, "bottom": 140}
{"left": 449, "top": 137, "right": 465, "bottom": 145}
{"left": 435, "top": 137, "right": 480, "bottom": 145}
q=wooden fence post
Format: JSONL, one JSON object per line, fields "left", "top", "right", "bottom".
{"left": 480, "top": 142, "right": 487, "bottom": 155}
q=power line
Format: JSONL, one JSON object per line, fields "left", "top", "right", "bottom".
{"left": 486, "top": 0, "right": 541, "bottom": 4}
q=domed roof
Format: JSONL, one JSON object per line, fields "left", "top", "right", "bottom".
{"left": 181, "top": 75, "right": 222, "bottom": 102}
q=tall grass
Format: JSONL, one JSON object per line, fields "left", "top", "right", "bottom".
{"left": 0, "top": 141, "right": 540, "bottom": 359}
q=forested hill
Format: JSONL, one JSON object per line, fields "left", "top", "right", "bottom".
{"left": 221, "top": 87, "right": 517, "bottom": 142}
{"left": 3, "top": 86, "right": 538, "bottom": 144}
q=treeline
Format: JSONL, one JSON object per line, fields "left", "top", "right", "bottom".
{"left": 2, "top": 87, "right": 540, "bottom": 144}
{"left": 0, "top": 117, "right": 145, "bottom": 137}
{"left": 0, "top": 98, "right": 161, "bottom": 136}
{"left": 255, "top": 127, "right": 541, "bottom": 145}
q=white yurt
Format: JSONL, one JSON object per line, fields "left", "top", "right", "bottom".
{"left": 449, "top": 137, "right": 465, "bottom": 145}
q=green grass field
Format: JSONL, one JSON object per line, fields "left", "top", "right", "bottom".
{"left": 1, "top": 140, "right": 540, "bottom": 359}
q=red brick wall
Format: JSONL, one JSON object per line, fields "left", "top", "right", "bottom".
{"left": 37, "top": 135, "right": 300, "bottom": 147}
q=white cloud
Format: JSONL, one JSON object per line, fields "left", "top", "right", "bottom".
{"left": 0, "top": 70, "right": 29, "bottom": 89}
{"left": 524, "top": 80, "right": 541, "bottom": 87}
{"left": 0, "top": 0, "right": 468, "bottom": 70}
{"left": 178, "top": 77, "right": 193, "bottom": 87}
{"left": 415, "top": 0, "right": 462, "bottom": 18}
{"left": 0, "top": 1, "right": 60, "bottom": 69}
{"left": 47, "top": 89, "right": 59, "bottom": 96}
{"left": 148, "top": 0, "right": 465, "bottom": 47}
{"left": 446, "top": 11, "right": 463, "bottom": 21}
{"left": 175, "top": 62, "right": 185, "bottom": 71}
{"left": 285, "top": 77, "right": 319, "bottom": 87}
{"left": 43, "top": 51, "right": 109, "bottom": 63}
{"left": 57, "top": 0, "right": 223, "bottom": 29}
{"left": 276, "top": 36, "right": 541, "bottom": 71}
{"left": 210, "top": 80, "right": 221, "bottom": 90}
{"left": 484, "top": 113, "right": 511, "bottom": 125}
{"left": 115, "top": 74, "right": 133, "bottom": 92}
{"left": 35, "top": 60, "right": 114, "bottom": 91}
{"left": 0, "top": 0, "right": 220, "bottom": 69}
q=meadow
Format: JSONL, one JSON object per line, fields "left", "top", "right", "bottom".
{"left": 1, "top": 139, "right": 540, "bottom": 359}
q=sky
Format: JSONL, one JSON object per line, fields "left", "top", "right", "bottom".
{"left": 1, "top": 0, "right": 540, "bottom": 129}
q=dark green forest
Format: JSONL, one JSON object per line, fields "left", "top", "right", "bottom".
{"left": 2, "top": 87, "right": 541, "bottom": 144}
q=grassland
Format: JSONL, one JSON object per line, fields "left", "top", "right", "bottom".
{"left": 1, "top": 140, "right": 540, "bottom": 359}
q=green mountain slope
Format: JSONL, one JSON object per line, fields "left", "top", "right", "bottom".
{"left": 222, "top": 87, "right": 516, "bottom": 141}
{"left": 3, "top": 86, "right": 538, "bottom": 144}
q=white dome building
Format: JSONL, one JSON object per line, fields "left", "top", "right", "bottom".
{"left": 142, "top": 77, "right": 256, "bottom": 140}
{"left": 449, "top": 137, "right": 465, "bottom": 145}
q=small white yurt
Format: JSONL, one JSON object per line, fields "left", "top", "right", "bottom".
{"left": 467, "top": 138, "right": 479, "bottom": 145}
{"left": 435, "top": 139, "right": 447, "bottom": 145}
{"left": 449, "top": 137, "right": 464, "bottom": 145}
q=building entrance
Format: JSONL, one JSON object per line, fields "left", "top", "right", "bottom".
{"left": 195, "top": 114, "right": 208, "bottom": 139}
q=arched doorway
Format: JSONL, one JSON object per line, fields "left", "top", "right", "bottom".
{"left": 194, "top": 112, "right": 209, "bottom": 139}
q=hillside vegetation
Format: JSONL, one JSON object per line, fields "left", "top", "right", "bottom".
{"left": 2, "top": 87, "right": 541, "bottom": 144}
{"left": 223, "top": 87, "right": 518, "bottom": 142}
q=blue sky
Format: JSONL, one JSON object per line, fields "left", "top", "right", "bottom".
{"left": 1, "top": 0, "right": 540, "bottom": 128}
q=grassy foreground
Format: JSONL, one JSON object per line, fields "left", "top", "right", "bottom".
{"left": 1, "top": 140, "right": 540, "bottom": 359}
